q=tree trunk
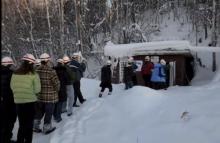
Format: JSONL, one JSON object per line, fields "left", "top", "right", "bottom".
{"left": 204, "top": 23, "right": 208, "bottom": 39}
{"left": 74, "top": 0, "right": 82, "bottom": 52}
{"left": 24, "top": 0, "right": 37, "bottom": 57}
{"left": 131, "top": 0, "right": 136, "bottom": 23}
{"left": 211, "top": 0, "right": 217, "bottom": 72}
{"left": 212, "top": 52, "right": 216, "bottom": 72}
{"left": 60, "top": 0, "right": 64, "bottom": 55}
{"left": 45, "top": 0, "right": 54, "bottom": 61}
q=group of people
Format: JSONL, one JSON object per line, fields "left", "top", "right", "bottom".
{"left": 1, "top": 53, "right": 169, "bottom": 143}
{"left": 98, "top": 55, "right": 169, "bottom": 98}
{"left": 141, "top": 56, "right": 169, "bottom": 89}
{"left": 1, "top": 52, "right": 86, "bottom": 143}
{"left": 123, "top": 56, "right": 169, "bottom": 90}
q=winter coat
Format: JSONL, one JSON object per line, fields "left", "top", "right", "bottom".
{"left": 141, "top": 61, "right": 154, "bottom": 75}
{"left": 132, "top": 63, "right": 138, "bottom": 72}
{"left": 54, "top": 64, "right": 68, "bottom": 102}
{"left": 1, "top": 66, "right": 14, "bottom": 105}
{"left": 64, "top": 64, "right": 76, "bottom": 84}
{"left": 36, "top": 65, "right": 60, "bottom": 103}
{"left": 100, "top": 65, "right": 112, "bottom": 87}
{"left": 123, "top": 65, "right": 133, "bottom": 83}
{"left": 1, "top": 66, "right": 16, "bottom": 123}
{"left": 150, "top": 63, "right": 166, "bottom": 83}
{"left": 69, "top": 60, "right": 86, "bottom": 81}
{"left": 10, "top": 72, "right": 41, "bottom": 103}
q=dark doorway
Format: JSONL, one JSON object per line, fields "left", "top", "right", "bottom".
{"left": 185, "top": 57, "right": 195, "bottom": 85}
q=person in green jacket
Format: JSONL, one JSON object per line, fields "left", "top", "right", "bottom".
{"left": 10, "top": 54, "right": 41, "bottom": 143}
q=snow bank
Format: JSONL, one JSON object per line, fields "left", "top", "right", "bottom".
{"left": 104, "top": 41, "right": 220, "bottom": 58}
{"left": 11, "top": 78, "right": 220, "bottom": 143}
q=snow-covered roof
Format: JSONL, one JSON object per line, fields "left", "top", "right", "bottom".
{"left": 104, "top": 41, "right": 220, "bottom": 58}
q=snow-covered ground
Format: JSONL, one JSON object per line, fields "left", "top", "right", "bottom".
{"left": 12, "top": 67, "right": 220, "bottom": 143}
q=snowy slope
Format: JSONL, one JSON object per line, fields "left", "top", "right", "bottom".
{"left": 12, "top": 74, "right": 220, "bottom": 143}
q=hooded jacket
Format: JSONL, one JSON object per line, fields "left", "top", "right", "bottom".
{"left": 150, "top": 63, "right": 166, "bottom": 82}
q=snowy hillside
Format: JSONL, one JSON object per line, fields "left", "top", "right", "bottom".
{"left": 12, "top": 72, "right": 220, "bottom": 143}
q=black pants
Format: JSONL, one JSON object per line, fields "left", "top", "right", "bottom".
{"left": 132, "top": 75, "right": 137, "bottom": 86}
{"left": 142, "top": 74, "right": 152, "bottom": 87}
{"left": 100, "top": 82, "right": 113, "bottom": 92}
{"left": 16, "top": 102, "right": 35, "bottom": 143}
{"left": 35, "top": 102, "right": 55, "bottom": 125}
{"left": 73, "top": 80, "right": 85, "bottom": 104}
{"left": 152, "top": 82, "right": 166, "bottom": 90}
{"left": 53, "top": 101, "right": 63, "bottom": 121}
{"left": 125, "top": 81, "right": 133, "bottom": 90}
{"left": 0, "top": 102, "right": 16, "bottom": 143}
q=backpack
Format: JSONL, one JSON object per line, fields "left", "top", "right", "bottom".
{"left": 66, "top": 66, "right": 76, "bottom": 82}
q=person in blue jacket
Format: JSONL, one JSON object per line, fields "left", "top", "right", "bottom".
{"left": 151, "top": 59, "right": 167, "bottom": 90}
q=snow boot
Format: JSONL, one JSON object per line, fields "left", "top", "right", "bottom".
{"left": 55, "top": 118, "right": 62, "bottom": 123}
{"left": 10, "top": 140, "right": 17, "bottom": 143}
{"left": 73, "top": 104, "right": 80, "bottom": 107}
{"left": 99, "top": 93, "right": 102, "bottom": 98}
{"left": 43, "top": 124, "right": 56, "bottom": 135}
{"left": 33, "top": 128, "right": 42, "bottom": 133}
{"left": 67, "top": 112, "right": 72, "bottom": 116}
{"left": 33, "top": 120, "right": 42, "bottom": 133}
{"left": 80, "top": 98, "right": 87, "bottom": 104}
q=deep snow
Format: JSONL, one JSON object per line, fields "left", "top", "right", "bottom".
{"left": 12, "top": 69, "right": 220, "bottom": 143}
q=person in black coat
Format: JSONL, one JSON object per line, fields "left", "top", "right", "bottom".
{"left": 99, "top": 60, "right": 113, "bottom": 97}
{"left": 128, "top": 57, "right": 138, "bottom": 85}
{"left": 53, "top": 59, "right": 68, "bottom": 122}
{"left": 123, "top": 62, "right": 134, "bottom": 90}
{"left": 0, "top": 57, "right": 17, "bottom": 143}
{"left": 70, "top": 53, "right": 86, "bottom": 107}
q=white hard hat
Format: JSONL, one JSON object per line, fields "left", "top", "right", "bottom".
{"left": 40, "top": 53, "right": 50, "bottom": 61}
{"left": 1, "top": 56, "right": 14, "bottom": 66}
{"left": 107, "top": 60, "right": 111, "bottom": 65}
{"left": 63, "top": 56, "right": 70, "bottom": 63}
{"left": 160, "top": 59, "right": 166, "bottom": 65}
{"left": 128, "top": 57, "right": 133, "bottom": 63}
{"left": 145, "top": 56, "right": 150, "bottom": 61}
{"left": 72, "top": 52, "right": 79, "bottom": 58}
{"left": 35, "top": 59, "right": 41, "bottom": 66}
{"left": 57, "top": 58, "right": 63, "bottom": 64}
{"left": 22, "top": 54, "right": 36, "bottom": 64}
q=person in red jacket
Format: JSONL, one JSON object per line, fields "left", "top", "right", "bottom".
{"left": 141, "top": 56, "right": 154, "bottom": 87}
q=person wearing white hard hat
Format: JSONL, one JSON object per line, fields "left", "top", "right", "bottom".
{"left": 53, "top": 58, "right": 69, "bottom": 121}
{"left": 1, "top": 56, "right": 17, "bottom": 143}
{"left": 10, "top": 54, "right": 41, "bottom": 143}
{"left": 71, "top": 52, "right": 79, "bottom": 60}
{"left": 70, "top": 52, "right": 86, "bottom": 107}
{"left": 141, "top": 56, "right": 154, "bottom": 87}
{"left": 123, "top": 59, "right": 134, "bottom": 90}
{"left": 63, "top": 55, "right": 71, "bottom": 64}
{"left": 40, "top": 53, "right": 50, "bottom": 62}
{"left": 34, "top": 53, "right": 60, "bottom": 134}
{"left": 1, "top": 56, "right": 14, "bottom": 66}
{"left": 128, "top": 57, "right": 138, "bottom": 85}
{"left": 35, "top": 59, "right": 41, "bottom": 68}
{"left": 99, "top": 60, "right": 113, "bottom": 97}
{"left": 62, "top": 55, "right": 76, "bottom": 115}
{"left": 150, "top": 59, "right": 167, "bottom": 90}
